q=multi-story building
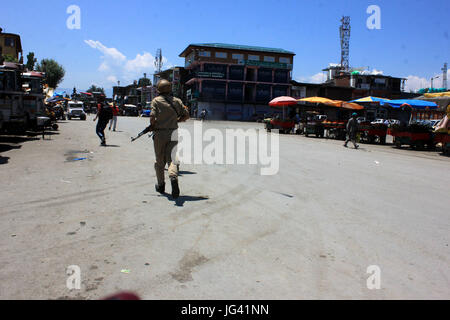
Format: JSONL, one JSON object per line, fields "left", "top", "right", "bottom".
{"left": 154, "top": 66, "right": 189, "bottom": 100}
{"left": 179, "top": 43, "right": 295, "bottom": 120}
{"left": 0, "top": 28, "right": 23, "bottom": 63}
{"left": 321, "top": 64, "right": 407, "bottom": 99}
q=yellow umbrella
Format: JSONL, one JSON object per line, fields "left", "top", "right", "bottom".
{"left": 423, "top": 92, "right": 450, "bottom": 98}
{"left": 298, "top": 96, "right": 364, "bottom": 109}
{"left": 298, "top": 96, "right": 342, "bottom": 107}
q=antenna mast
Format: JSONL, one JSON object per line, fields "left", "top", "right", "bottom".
{"left": 339, "top": 16, "right": 351, "bottom": 71}
{"left": 154, "top": 49, "right": 163, "bottom": 85}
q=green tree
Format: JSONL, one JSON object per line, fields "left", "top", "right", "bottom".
{"left": 138, "top": 77, "right": 151, "bottom": 87}
{"left": 2, "top": 54, "right": 18, "bottom": 63}
{"left": 36, "top": 59, "right": 65, "bottom": 88}
{"left": 87, "top": 85, "right": 105, "bottom": 94}
{"left": 25, "top": 52, "right": 37, "bottom": 70}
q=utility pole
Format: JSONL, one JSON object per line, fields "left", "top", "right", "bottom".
{"left": 431, "top": 75, "right": 439, "bottom": 89}
{"left": 141, "top": 73, "right": 146, "bottom": 105}
{"left": 442, "top": 63, "right": 448, "bottom": 90}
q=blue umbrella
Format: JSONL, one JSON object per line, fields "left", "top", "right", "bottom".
{"left": 386, "top": 99, "right": 438, "bottom": 110}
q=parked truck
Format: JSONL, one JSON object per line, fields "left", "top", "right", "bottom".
{"left": 0, "top": 62, "right": 46, "bottom": 133}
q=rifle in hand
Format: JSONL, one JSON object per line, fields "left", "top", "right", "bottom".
{"left": 131, "top": 124, "right": 155, "bottom": 142}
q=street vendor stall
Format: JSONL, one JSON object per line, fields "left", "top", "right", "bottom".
{"left": 265, "top": 96, "right": 297, "bottom": 133}
{"left": 386, "top": 101, "right": 439, "bottom": 150}
{"left": 432, "top": 105, "right": 450, "bottom": 154}
{"left": 298, "top": 97, "right": 363, "bottom": 140}
{"left": 350, "top": 97, "right": 391, "bottom": 144}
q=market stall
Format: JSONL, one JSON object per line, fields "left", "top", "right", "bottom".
{"left": 298, "top": 97, "right": 363, "bottom": 140}
{"left": 386, "top": 101, "right": 439, "bottom": 150}
{"left": 265, "top": 96, "right": 297, "bottom": 133}
{"left": 432, "top": 105, "right": 450, "bottom": 154}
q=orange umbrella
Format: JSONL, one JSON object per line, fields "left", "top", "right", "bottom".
{"left": 298, "top": 97, "right": 364, "bottom": 110}
{"left": 340, "top": 101, "right": 364, "bottom": 110}
{"left": 298, "top": 96, "right": 342, "bottom": 107}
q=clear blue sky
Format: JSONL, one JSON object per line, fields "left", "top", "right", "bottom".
{"left": 1, "top": 0, "right": 449, "bottom": 95}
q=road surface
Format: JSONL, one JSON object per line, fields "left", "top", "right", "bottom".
{"left": 0, "top": 115, "right": 449, "bottom": 299}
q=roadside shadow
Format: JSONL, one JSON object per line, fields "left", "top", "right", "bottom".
{"left": 179, "top": 171, "right": 197, "bottom": 175}
{"left": 0, "top": 136, "right": 40, "bottom": 143}
{"left": 158, "top": 193, "right": 209, "bottom": 207}
{"left": 0, "top": 144, "right": 22, "bottom": 153}
{"left": 0, "top": 156, "right": 10, "bottom": 165}
{"left": 42, "top": 131, "right": 60, "bottom": 136}
{"left": 163, "top": 169, "right": 197, "bottom": 176}
{"left": 103, "top": 144, "right": 120, "bottom": 148}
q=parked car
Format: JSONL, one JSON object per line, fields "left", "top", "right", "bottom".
{"left": 67, "top": 101, "right": 87, "bottom": 120}
{"left": 123, "top": 104, "right": 138, "bottom": 117}
{"left": 430, "top": 119, "right": 441, "bottom": 128}
{"left": 357, "top": 117, "right": 366, "bottom": 123}
{"left": 371, "top": 119, "right": 386, "bottom": 125}
{"left": 314, "top": 115, "right": 327, "bottom": 121}
{"left": 385, "top": 119, "right": 399, "bottom": 125}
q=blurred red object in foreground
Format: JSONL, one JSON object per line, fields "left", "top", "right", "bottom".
{"left": 102, "top": 291, "right": 140, "bottom": 300}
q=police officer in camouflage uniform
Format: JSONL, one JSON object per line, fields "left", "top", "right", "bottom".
{"left": 150, "top": 80, "right": 189, "bottom": 198}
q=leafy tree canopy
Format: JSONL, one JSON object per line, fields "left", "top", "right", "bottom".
{"left": 36, "top": 58, "right": 65, "bottom": 88}
{"left": 26, "top": 52, "right": 37, "bottom": 70}
{"left": 138, "top": 77, "right": 151, "bottom": 87}
{"left": 2, "top": 54, "right": 18, "bottom": 63}
{"left": 87, "top": 85, "right": 105, "bottom": 94}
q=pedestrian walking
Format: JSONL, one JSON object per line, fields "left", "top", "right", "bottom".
{"left": 109, "top": 103, "right": 119, "bottom": 131}
{"left": 93, "top": 95, "right": 112, "bottom": 146}
{"left": 200, "top": 109, "right": 207, "bottom": 121}
{"left": 344, "top": 112, "right": 359, "bottom": 149}
{"left": 150, "top": 79, "right": 189, "bottom": 199}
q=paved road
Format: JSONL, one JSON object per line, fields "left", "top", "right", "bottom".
{"left": 0, "top": 115, "right": 449, "bottom": 299}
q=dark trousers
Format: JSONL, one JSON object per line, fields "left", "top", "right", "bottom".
{"left": 344, "top": 133, "right": 358, "bottom": 148}
{"left": 96, "top": 119, "right": 108, "bottom": 141}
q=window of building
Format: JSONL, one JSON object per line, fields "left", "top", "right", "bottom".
{"left": 198, "top": 51, "right": 211, "bottom": 57}
{"left": 248, "top": 55, "right": 260, "bottom": 61}
{"left": 264, "top": 56, "right": 275, "bottom": 62}
{"left": 185, "top": 52, "right": 195, "bottom": 67}
{"left": 215, "top": 52, "right": 227, "bottom": 59}
{"left": 202, "top": 81, "right": 226, "bottom": 100}
{"left": 256, "top": 84, "right": 271, "bottom": 102}
{"left": 274, "top": 69, "right": 289, "bottom": 83}
{"left": 257, "top": 68, "right": 273, "bottom": 82}
{"left": 232, "top": 53, "right": 244, "bottom": 60}
{"left": 229, "top": 66, "right": 244, "bottom": 80}
{"left": 228, "top": 82, "right": 243, "bottom": 101}
{"left": 279, "top": 57, "right": 290, "bottom": 64}
{"left": 273, "top": 85, "right": 288, "bottom": 97}
{"left": 5, "top": 38, "right": 15, "bottom": 47}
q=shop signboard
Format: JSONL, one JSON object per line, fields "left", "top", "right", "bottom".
{"left": 196, "top": 72, "right": 225, "bottom": 79}
{"left": 242, "top": 60, "right": 293, "bottom": 70}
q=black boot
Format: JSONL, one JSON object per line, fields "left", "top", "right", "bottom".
{"left": 171, "top": 178, "right": 180, "bottom": 199}
{"left": 155, "top": 183, "right": 165, "bottom": 194}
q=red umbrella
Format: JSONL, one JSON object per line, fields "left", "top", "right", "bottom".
{"left": 269, "top": 96, "right": 298, "bottom": 107}
{"left": 269, "top": 96, "right": 297, "bottom": 120}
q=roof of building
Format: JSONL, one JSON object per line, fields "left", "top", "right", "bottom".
{"left": 179, "top": 43, "right": 295, "bottom": 57}
{"left": 0, "top": 32, "right": 22, "bottom": 52}
{"left": 332, "top": 72, "right": 405, "bottom": 80}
